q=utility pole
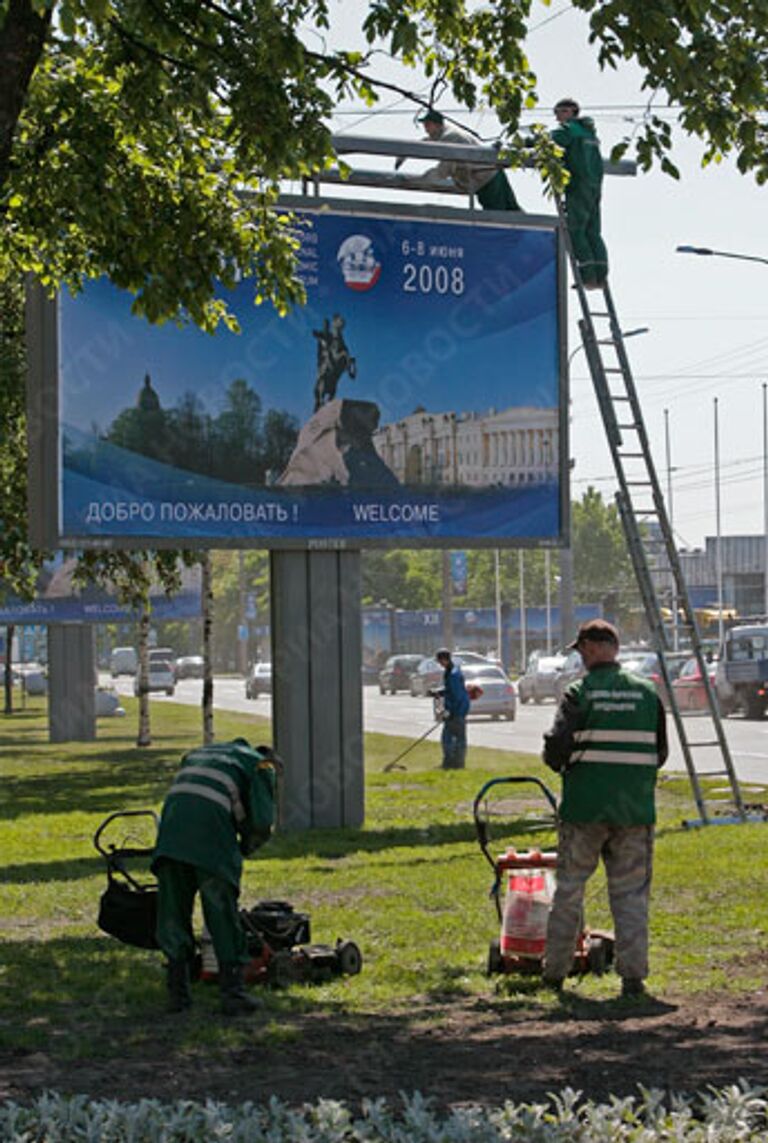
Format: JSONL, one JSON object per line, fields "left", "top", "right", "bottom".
{"left": 442, "top": 550, "right": 454, "bottom": 650}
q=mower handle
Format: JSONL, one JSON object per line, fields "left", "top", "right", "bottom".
{"left": 472, "top": 776, "right": 558, "bottom": 872}
{"left": 93, "top": 809, "right": 159, "bottom": 858}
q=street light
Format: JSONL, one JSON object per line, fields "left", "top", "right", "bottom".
{"left": 676, "top": 244, "right": 768, "bottom": 268}
{"left": 677, "top": 244, "right": 768, "bottom": 618}
{"left": 563, "top": 325, "right": 650, "bottom": 648}
{"left": 567, "top": 325, "right": 650, "bottom": 367}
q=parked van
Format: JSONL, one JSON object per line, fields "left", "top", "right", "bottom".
{"left": 110, "top": 647, "right": 138, "bottom": 677}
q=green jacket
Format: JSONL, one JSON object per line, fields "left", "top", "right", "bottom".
{"left": 152, "top": 738, "right": 277, "bottom": 887}
{"left": 551, "top": 116, "right": 603, "bottom": 190}
{"left": 543, "top": 662, "right": 667, "bottom": 825}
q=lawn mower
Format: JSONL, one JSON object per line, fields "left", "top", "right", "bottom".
{"left": 94, "top": 810, "right": 362, "bottom": 986}
{"left": 472, "top": 776, "right": 614, "bottom": 978}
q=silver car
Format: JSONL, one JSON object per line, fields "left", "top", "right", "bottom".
{"left": 433, "top": 663, "right": 517, "bottom": 721}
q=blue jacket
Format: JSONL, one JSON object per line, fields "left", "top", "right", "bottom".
{"left": 443, "top": 663, "right": 470, "bottom": 718}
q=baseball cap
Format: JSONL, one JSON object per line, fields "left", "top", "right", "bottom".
{"left": 435, "top": 647, "right": 451, "bottom": 660}
{"left": 567, "top": 619, "right": 619, "bottom": 650}
{"left": 418, "top": 109, "right": 444, "bottom": 125}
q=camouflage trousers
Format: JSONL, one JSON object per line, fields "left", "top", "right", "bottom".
{"left": 543, "top": 821, "right": 654, "bottom": 981}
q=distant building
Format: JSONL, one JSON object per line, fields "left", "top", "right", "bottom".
{"left": 373, "top": 406, "right": 558, "bottom": 487}
{"left": 653, "top": 533, "right": 768, "bottom": 617}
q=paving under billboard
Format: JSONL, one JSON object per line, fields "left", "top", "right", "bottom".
{"left": 52, "top": 200, "right": 565, "bottom": 548}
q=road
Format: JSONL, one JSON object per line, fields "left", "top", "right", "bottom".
{"left": 107, "top": 675, "right": 768, "bottom": 786}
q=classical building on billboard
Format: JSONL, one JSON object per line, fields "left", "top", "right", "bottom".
{"left": 373, "top": 406, "right": 558, "bottom": 488}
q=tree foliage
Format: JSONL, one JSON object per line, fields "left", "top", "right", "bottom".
{"left": 2, "top": 1, "right": 767, "bottom": 338}
{"left": 1, "top": 0, "right": 763, "bottom": 609}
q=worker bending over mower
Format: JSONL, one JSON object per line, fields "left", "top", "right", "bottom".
{"left": 541, "top": 620, "right": 667, "bottom": 998}
{"left": 152, "top": 739, "right": 279, "bottom": 1015}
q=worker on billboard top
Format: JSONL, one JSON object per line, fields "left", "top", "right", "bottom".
{"left": 435, "top": 647, "right": 471, "bottom": 770}
{"left": 151, "top": 738, "right": 280, "bottom": 1015}
{"left": 540, "top": 619, "right": 668, "bottom": 999}
{"left": 398, "top": 108, "right": 523, "bottom": 212}
{"left": 550, "top": 98, "right": 609, "bottom": 290}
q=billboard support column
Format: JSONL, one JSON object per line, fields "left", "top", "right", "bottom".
{"left": 271, "top": 550, "right": 364, "bottom": 830}
{"left": 48, "top": 624, "right": 96, "bottom": 743}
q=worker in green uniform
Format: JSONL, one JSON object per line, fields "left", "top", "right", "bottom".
{"left": 552, "top": 98, "right": 608, "bottom": 289}
{"left": 152, "top": 738, "right": 279, "bottom": 1014}
{"left": 541, "top": 620, "right": 667, "bottom": 998}
{"left": 399, "top": 109, "right": 523, "bottom": 211}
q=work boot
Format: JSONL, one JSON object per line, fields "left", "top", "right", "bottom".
{"left": 166, "top": 959, "right": 192, "bottom": 1013}
{"left": 219, "top": 962, "right": 260, "bottom": 1016}
{"left": 621, "top": 977, "right": 646, "bottom": 999}
{"left": 541, "top": 974, "right": 564, "bottom": 995}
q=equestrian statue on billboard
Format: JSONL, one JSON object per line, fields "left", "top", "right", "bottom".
{"left": 312, "top": 314, "right": 357, "bottom": 412}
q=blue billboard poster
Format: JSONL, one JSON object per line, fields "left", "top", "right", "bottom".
{"left": 0, "top": 556, "right": 201, "bottom": 625}
{"left": 58, "top": 200, "right": 564, "bottom": 547}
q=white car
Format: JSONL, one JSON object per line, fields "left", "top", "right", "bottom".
{"left": 134, "top": 656, "right": 176, "bottom": 696}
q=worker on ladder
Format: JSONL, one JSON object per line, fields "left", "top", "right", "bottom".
{"left": 552, "top": 98, "right": 608, "bottom": 290}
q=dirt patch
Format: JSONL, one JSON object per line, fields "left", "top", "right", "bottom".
{"left": 3, "top": 986, "right": 768, "bottom": 1110}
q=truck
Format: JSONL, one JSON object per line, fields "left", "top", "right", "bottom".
{"left": 715, "top": 624, "right": 768, "bottom": 719}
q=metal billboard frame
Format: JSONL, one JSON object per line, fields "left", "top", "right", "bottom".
{"left": 27, "top": 194, "right": 568, "bottom": 552}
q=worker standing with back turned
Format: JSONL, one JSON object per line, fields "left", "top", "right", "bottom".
{"left": 540, "top": 620, "right": 667, "bottom": 997}
{"left": 551, "top": 98, "right": 608, "bottom": 289}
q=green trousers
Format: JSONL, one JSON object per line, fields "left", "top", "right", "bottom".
{"left": 478, "top": 171, "right": 521, "bottom": 212}
{"left": 564, "top": 181, "right": 608, "bottom": 286}
{"left": 155, "top": 857, "right": 249, "bottom": 965}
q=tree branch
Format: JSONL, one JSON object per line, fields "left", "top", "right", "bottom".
{"left": 0, "top": 0, "right": 52, "bottom": 192}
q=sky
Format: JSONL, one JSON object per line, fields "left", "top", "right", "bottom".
{"left": 307, "top": 0, "right": 768, "bottom": 553}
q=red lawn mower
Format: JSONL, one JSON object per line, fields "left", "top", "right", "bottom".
{"left": 472, "top": 776, "right": 614, "bottom": 978}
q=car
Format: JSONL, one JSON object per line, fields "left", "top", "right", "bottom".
{"left": 246, "top": 661, "right": 272, "bottom": 699}
{"left": 95, "top": 686, "right": 126, "bottom": 718}
{"left": 410, "top": 652, "right": 494, "bottom": 697}
{"left": 134, "top": 651, "right": 176, "bottom": 696}
{"left": 174, "top": 654, "right": 205, "bottom": 680}
{"left": 517, "top": 653, "right": 566, "bottom": 704}
{"left": 10, "top": 663, "right": 48, "bottom": 695}
{"left": 110, "top": 646, "right": 138, "bottom": 677}
{"left": 618, "top": 649, "right": 691, "bottom": 709}
{"left": 671, "top": 655, "right": 719, "bottom": 712}
{"left": 552, "top": 648, "right": 586, "bottom": 701}
{"left": 378, "top": 654, "right": 424, "bottom": 695}
{"left": 432, "top": 663, "right": 517, "bottom": 721}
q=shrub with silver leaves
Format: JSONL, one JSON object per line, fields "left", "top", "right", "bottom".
{"left": 1, "top": 1084, "right": 767, "bottom": 1141}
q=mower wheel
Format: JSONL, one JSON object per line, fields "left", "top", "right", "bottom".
{"left": 336, "top": 939, "right": 363, "bottom": 976}
{"left": 267, "top": 949, "right": 300, "bottom": 989}
{"left": 587, "top": 935, "right": 612, "bottom": 976}
{"left": 487, "top": 938, "right": 504, "bottom": 975}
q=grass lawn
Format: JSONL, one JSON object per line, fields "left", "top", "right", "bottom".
{"left": 2, "top": 695, "right": 768, "bottom": 1065}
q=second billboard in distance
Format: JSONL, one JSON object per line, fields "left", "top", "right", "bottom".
{"left": 59, "top": 200, "right": 565, "bottom": 546}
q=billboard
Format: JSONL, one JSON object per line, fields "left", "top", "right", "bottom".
{"left": 0, "top": 556, "right": 201, "bottom": 625}
{"left": 31, "top": 198, "right": 566, "bottom": 549}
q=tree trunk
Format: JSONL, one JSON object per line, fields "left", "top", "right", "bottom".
{"left": 201, "top": 552, "right": 214, "bottom": 745}
{"left": 3, "top": 624, "right": 15, "bottom": 715}
{"left": 136, "top": 604, "right": 151, "bottom": 747}
{"left": 0, "top": 0, "right": 52, "bottom": 192}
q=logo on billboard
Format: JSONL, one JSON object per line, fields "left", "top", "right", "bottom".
{"left": 336, "top": 234, "right": 381, "bottom": 291}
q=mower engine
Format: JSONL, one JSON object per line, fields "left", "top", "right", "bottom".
{"left": 200, "top": 899, "right": 363, "bottom": 987}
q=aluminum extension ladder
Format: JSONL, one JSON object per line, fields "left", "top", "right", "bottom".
{"left": 560, "top": 204, "right": 747, "bottom": 825}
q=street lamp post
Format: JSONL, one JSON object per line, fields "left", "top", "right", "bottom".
{"left": 676, "top": 244, "right": 768, "bottom": 268}
{"left": 565, "top": 325, "right": 650, "bottom": 648}
{"left": 678, "top": 244, "right": 768, "bottom": 623}
{"left": 714, "top": 397, "right": 725, "bottom": 648}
